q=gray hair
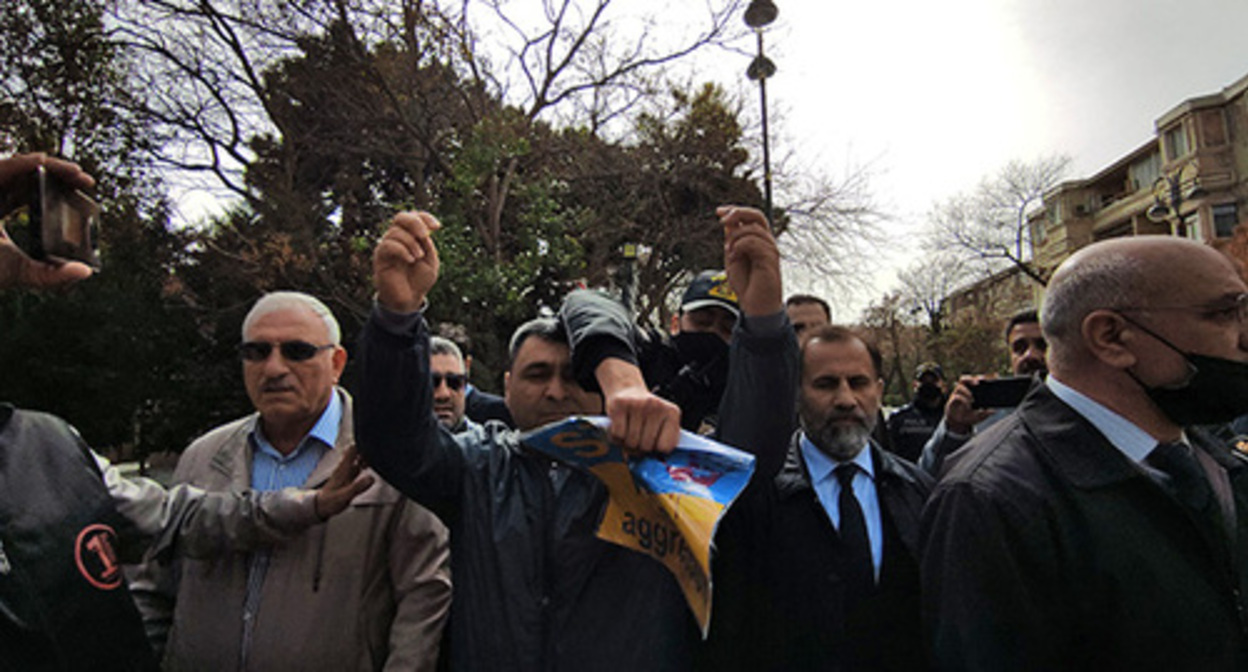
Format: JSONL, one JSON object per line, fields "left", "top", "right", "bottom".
{"left": 507, "top": 317, "right": 566, "bottom": 370}
{"left": 242, "top": 291, "right": 341, "bottom": 344}
{"left": 429, "top": 336, "right": 465, "bottom": 370}
{"left": 1041, "top": 248, "right": 1146, "bottom": 366}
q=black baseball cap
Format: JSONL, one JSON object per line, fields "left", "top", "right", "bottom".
{"left": 914, "top": 362, "right": 945, "bottom": 380}
{"left": 680, "top": 270, "right": 739, "bottom": 315}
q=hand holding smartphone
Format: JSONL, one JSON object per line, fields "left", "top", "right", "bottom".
{"left": 5, "top": 166, "right": 101, "bottom": 269}
{"left": 969, "top": 376, "right": 1034, "bottom": 408}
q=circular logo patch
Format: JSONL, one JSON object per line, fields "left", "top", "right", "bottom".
{"left": 75, "top": 524, "right": 122, "bottom": 590}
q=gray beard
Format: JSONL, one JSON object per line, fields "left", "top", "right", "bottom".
{"left": 801, "top": 415, "right": 872, "bottom": 462}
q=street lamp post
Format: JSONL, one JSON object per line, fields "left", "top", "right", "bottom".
{"left": 618, "top": 242, "right": 639, "bottom": 317}
{"left": 1146, "top": 161, "right": 1207, "bottom": 238}
{"left": 744, "top": 0, "right": 777, "bottom": 228}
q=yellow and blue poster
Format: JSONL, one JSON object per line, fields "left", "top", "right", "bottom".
{"left": 522, "top": 416, "right": 755, "bottom": 636}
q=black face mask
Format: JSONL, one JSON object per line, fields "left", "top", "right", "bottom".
{"left": 1120, "top": 314, "right": 1248, "bottom": 426}
{"left": 915, "top": 382, "right": 944, "bottom": 406}
{"left": 672, "top": 331, "right": 729, "bottom": 368}
{"left": 662, "top": 331, "right": 731, "bottom": 431}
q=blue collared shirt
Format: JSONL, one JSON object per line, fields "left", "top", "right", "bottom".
{"left": 241, "top": 389, "right": 342, "bottom": 667}
{"left": 250, "top": 390, "right": 342, "bottom": 492}
{"left": 1047, "top": 375, "right": 1167, "bottom": 464}
{"left": 800, "top": 433, "right": 883, "bottom": 581}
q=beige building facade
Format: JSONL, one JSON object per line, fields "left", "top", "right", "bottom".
{"left": 1032, "top": 71, "right": 1248, "bottom": 277}
{"left": 946, "top": 70, "right": 1248, "bottom": 326}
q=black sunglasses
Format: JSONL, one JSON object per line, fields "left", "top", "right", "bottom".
{"left": 239, "top": 340, "right": 334, "bottom": 362}
{"left": 432, "top": 373, "right": 467, "bottom": 391}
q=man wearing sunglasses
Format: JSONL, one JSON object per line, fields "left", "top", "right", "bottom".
{"left": 0, "top": 154, "right": 382, "bottom": 670}
{"left": 428, "top": 336, "right": 476, "bottom": 433}
{"left": 133, "top": 291, "right": 452, "bottom": 671}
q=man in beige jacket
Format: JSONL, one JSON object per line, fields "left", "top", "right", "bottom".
{"left": 133, "top": 292, "right": 451, "bottom": 671}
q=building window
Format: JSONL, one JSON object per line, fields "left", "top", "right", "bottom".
{"left": 1213, "top": 203, "right": 1239, "bottom": 238}
{"left": 1046, "top": 201, "right": 1063, "bottom": 225}
{"left": 1129, "top": 153, "right": 1161, "bottom": 192}
{"left": 1183, "top": 211, "right": 1203, "bottom": 242}
{"left": 1164, "top": 124, "right": 1191, "bottom": 161}
{"left": 1031, "top": 219, "right": 1046, "bottom": 245}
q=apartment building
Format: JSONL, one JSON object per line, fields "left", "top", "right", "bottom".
{"left": 1031, "top": 71, "right": 1248, "bottom": 277}
{"left": 944, "top": 70, "right": 1248, "bottom": 327}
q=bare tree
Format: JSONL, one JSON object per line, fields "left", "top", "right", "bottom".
{"left": 775, "top": 158, "right": 889, "bottom": 299}
{"left": 113, "top": 0, "right": 750, "bottom": 265}
{"left": 926, "top": 154, "right": 1071, "bottom": 285}
{"left": 112, "top": 0, "right": 477, "bottom": 200}
{"left": 475, "top": 0, "right": 746, "bottom": 130}
{"left": 896, "top": 251, "right": 973, "bottom": 340}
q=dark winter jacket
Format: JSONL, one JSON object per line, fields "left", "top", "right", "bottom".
{"left": 355, "top": 290, "right": 797, "bottom": 672}
{"left": 703, "top": 433, "right": 933, "bottom": 671}
{"left": 922, "top": 382, "right": 1248, "bottom": 671}
{"left": 0, "top": 405, "right": 157, "bottom": 671}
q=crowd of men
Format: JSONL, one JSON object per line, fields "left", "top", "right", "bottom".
{"left": 5, "top": 151, "right": 1248, "bottom": 672}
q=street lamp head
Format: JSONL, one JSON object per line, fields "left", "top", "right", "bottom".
{"left": 744, "top": 0, "right": 779, "bottom": 28}
{"left": 747, "top": 54, "right": 777, "bottom": 81}
{"left": 1146, "top": 201, "right": 1172, "bottom": 223}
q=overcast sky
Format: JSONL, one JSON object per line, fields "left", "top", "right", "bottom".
{"left": 168, "top": 0, "right": 1248, "bottom": 319}
{"left": 732, "top": 0, "right": 1248, "bottom": 318}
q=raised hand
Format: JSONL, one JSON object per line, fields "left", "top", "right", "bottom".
{"left": 373, "top": 211, "right": 441, "bottom": 313}
{"left": 717, "top": 205, "right": 782, "bottom": 317}
{"left": 0, "top": 153, "right": 96, "bottom": 290}
{"left": 0, "top": 153, "right": 95, "bottom": 215}
{"left": 945, "top": 376, "right": 994, "bottom": 435}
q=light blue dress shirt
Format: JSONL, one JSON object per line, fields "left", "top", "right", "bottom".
{"left": 250, "top": 389, "right": 342, "bottom": 491}
{"left": 800, "top": 433, "right": 883, "bottom": 581}
{"left": 1047, "top": 376, "right": 1170, "bottom": 464}
{"left": 240, "top": 389, "right": 342, "bottom": 667}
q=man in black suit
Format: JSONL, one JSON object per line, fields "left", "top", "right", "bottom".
{"left": 703, "top": 325, "right": 932, "bottom": 671}
{"left": 923, "top": 236, "right": 1248, "bottom": 670}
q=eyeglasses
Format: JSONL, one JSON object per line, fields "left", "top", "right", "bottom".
{"left": 239, "top": 340, "right": 335, "bottom": 362}
{"left": 432, "top": 373, "right": 466, "bottom": 391}
{"left": 1116, "top": 293, "right": 1248, "bottom": 325}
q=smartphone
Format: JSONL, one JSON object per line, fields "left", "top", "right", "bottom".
{"left": 970, "top": 376, "right": 1033, "bottom": 408}
{"left": 6, "top": 166, "right": 101, "bottom": 268}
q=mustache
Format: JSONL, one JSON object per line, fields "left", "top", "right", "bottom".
{"left": 260, "top": 378, "right": 294, "bottom": 393}
{"left": 1016, "top": 360, "right": 1047, "bottom": 375}
{"left": 823, "top": 411, "right": 868, "bottom": 425}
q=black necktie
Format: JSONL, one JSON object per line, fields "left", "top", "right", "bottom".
{"left": 1147, "top": 441, "right": 1223, "bottom": 543}
{"left": 1147, "top": 442, "right": 1212, "bottom": 512}
{"left": 835, "top": 463, "right": 874, "bottom": 588}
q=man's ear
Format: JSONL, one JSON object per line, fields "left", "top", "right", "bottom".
{"left": 331, "top": 345, "right": 349, "bottom": 380}
{"left": 669, "top": 312, "right": 681, "bottom": 336}
{"left": 503, "top": 370, "right": 511, "bottom": 405}
{"left": 1081, "top": 310, "right": 1138, "bottom": 369}
{"left": 464, "top": 354, "right": 474, "bottom": 376}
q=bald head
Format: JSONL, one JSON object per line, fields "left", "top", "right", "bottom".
{"left": 1042, "top": 236, "right": 1241, "bottom": 372}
